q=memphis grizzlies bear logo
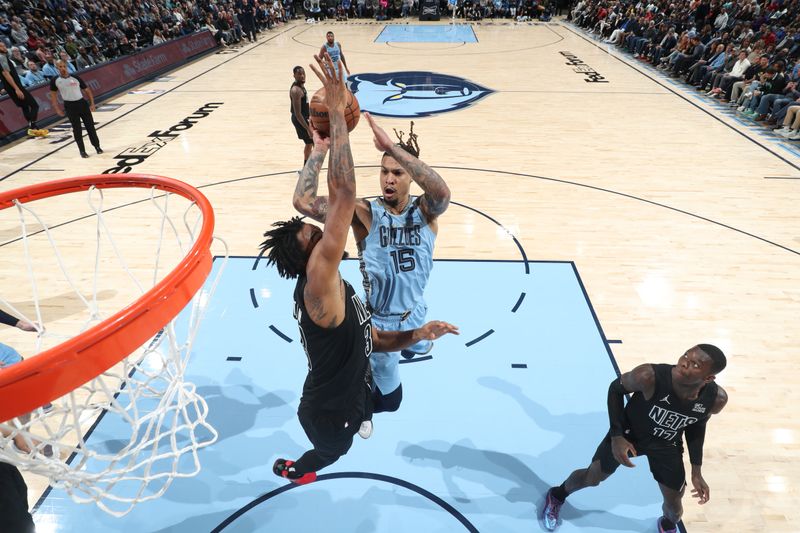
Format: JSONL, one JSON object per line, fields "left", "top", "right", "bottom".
{"left": 348, "top": 71, "right": 494, "bottom": 118}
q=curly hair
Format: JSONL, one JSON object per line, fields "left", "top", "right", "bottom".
{"left": 259, "top": 217, "right": 308, "bottom": 279}
{"left": 392, "top": 121, "right": 420, "bottom": 157}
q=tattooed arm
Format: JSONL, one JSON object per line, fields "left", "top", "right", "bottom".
{"left": 292, "top": 130, "right": 330, "bottom": 223}
{"left": 318, "top": 84, "right": 356, "bottom": 258}
{"left": 387, "top": 143, "right": 450, "bottom": 222}
{"left": 303, "top": 51, "right": 356, "bottom": 327}
{"left": 363, "top": 112, "right": 451, "bottom": 224}
{"left": 292, "top": 130, "right": 373, "bottom": 241}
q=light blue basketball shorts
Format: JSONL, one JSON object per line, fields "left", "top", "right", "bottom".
{"left": 369, "top": 303, "right": 428, "bottom": 394}
{"left": 0, "top": 342, "right": 23, "bottom": 367}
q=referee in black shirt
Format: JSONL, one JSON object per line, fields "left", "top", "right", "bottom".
{"left": 49, "top": 60, "right": 103, "bottom": 158}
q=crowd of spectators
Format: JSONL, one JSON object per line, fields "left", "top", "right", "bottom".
{"left": 570, "top": 0, "right": 800, "bottom": 138}
{"left": 291, "top": 0, "right": 559, "bottom": 25}
{"left": 0, "top": 0, "right": 293, "bottom": 96}
{"left": 1, "top": 0, "right": 567, "bottom": 98}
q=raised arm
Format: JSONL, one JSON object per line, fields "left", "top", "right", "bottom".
{"left": 305, "top": 52, "right": 355, "bottom": 290}
{"left": 364, "top": 113, "right": 451, "bottom": 224}
{"left": 292, "top": 129, "right": 331, "bottom": 223}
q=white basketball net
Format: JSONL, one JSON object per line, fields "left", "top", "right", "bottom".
{"left": 0, "top": 183, "right": 226, "bottom": 516}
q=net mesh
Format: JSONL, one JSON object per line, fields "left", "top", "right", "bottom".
{"left": 0, "top": 180, "right": 225, "bottom": 516}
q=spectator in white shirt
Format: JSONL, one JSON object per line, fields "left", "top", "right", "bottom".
{"left": 152, "top": 28, "right": 166, "bottom": 45}
{"left": 714, "top": 8, "right": 728, "bottom": 30}
{"left": 708, "top": 50, "right": 750, "bottom": 96}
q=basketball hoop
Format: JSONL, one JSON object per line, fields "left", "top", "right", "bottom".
{"left": 0, "top": 175, "right": 226, "bottom": 516}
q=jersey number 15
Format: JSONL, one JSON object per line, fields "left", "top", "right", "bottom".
{"left": 390, "top": 248, "right": 416, "bottom": 273}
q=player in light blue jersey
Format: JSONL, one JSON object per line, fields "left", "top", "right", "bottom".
{"left": 293, "top": 114, "right": 451, "bottom": 415}
{"left": 319, "top": 31, "right": 350, "bottom": 80}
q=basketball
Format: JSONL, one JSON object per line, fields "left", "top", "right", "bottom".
{"left": 309, "top": 88, "right": 360, "bottom": 135}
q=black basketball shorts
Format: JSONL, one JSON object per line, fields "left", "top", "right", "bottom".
{"left": 592, "top": 431, "right": 687, "bottom": 492}
{"left": 292, "top": 116, "right": 313, "bottom": 145}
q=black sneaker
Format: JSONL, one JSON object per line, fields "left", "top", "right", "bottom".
{"left": 95, "top": 147, "right": 104, "bottom": 154}
{"left": 401, "top": 340, "right": 434, "bottom": 360}
{"left": 80, "top": 152, "right": 90, "bottom": 158}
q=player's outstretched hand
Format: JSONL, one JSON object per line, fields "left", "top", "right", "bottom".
{"left": 363, "top": 112, "right": 394, "bottom": 153}
{"left": 691, "top": 473, "right": 710, "bottom": 504}
{"left": 309, "top": 52, "right": 346, "bottom": 113}
{"left": 610, "top": 436, "right": 637, "bottom": 467}
{"left": 415, "top": 320, "right": 459, "bottom": 341}
{"left": 15, "top": 319, "right": 38, "bottom": 332}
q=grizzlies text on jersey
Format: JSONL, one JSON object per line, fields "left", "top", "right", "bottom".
{"left": 357, "top": 196, "right": 435, "bottom": 316}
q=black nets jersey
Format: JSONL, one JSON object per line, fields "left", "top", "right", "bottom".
{"left": 290, "top": 81, "right": 310, "bottom": 121}
{"left": 625, "top": 364, "right": 718, "bottom": 451}
{"left": 293, "top": 276, "right": 373, "bottom": 412}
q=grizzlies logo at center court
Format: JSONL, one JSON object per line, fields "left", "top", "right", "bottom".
{"left": 348, "top": 71, "right": 494, "bottom": 118}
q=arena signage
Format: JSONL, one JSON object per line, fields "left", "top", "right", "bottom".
{"left": 0, "top": 31, "right": 217, "bottom": 139}
{"left": 102, "top": 103, "right": 223, "bottom": 174}
{"left": 559, "top": 51, "right": 609, "bottom": 83}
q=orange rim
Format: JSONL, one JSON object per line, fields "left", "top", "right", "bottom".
{"left": 0, "top": 175, "right": 215, "bottom": 422}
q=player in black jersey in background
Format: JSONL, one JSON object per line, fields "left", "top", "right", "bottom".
{"left": 261, "top": 51, "right": 457, "bottom": 485}
{"left": 290, "top": 66, "right": 313, "bottom": 164}
{"left": 542, "top": 344, "right": 728, "bottom": 533}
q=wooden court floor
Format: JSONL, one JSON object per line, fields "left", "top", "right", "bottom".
{"left": 1, "top": 19, "right": 798, "bottom": 532}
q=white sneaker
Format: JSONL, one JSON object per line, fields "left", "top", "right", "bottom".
{"left": 737, "top": 105, "right": 745, "bottom": 112}
{"left": 358, "top": 420, "right": 373, "bottom": 439}
{"left": 777, "top": 127, "right": 793, "bottom": 137}
{"left": 788, "top": 131, "right": 800, "bottom": 140}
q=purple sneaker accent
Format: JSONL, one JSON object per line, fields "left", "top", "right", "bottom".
{"left": 657, "top": 517, "right": 677, "bottom": 533}
{"left": 542, "top": 488, "right": 564, "bottom": 531}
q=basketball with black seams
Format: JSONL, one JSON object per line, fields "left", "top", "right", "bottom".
{"left": 309, "top": 88, "right": 360, "bottom": 135}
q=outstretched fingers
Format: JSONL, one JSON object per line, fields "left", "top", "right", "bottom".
{"left": 426, "top": 321, "right": 460, "bottom": 339}
{"left": 308, "top": 59, "right": 326, "bottom": 84}
{"left": 363, "top": 112, "right": 393, "bottom": 151}
{"left": 311, "top": 52, "right": 339, "bottom": 85}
